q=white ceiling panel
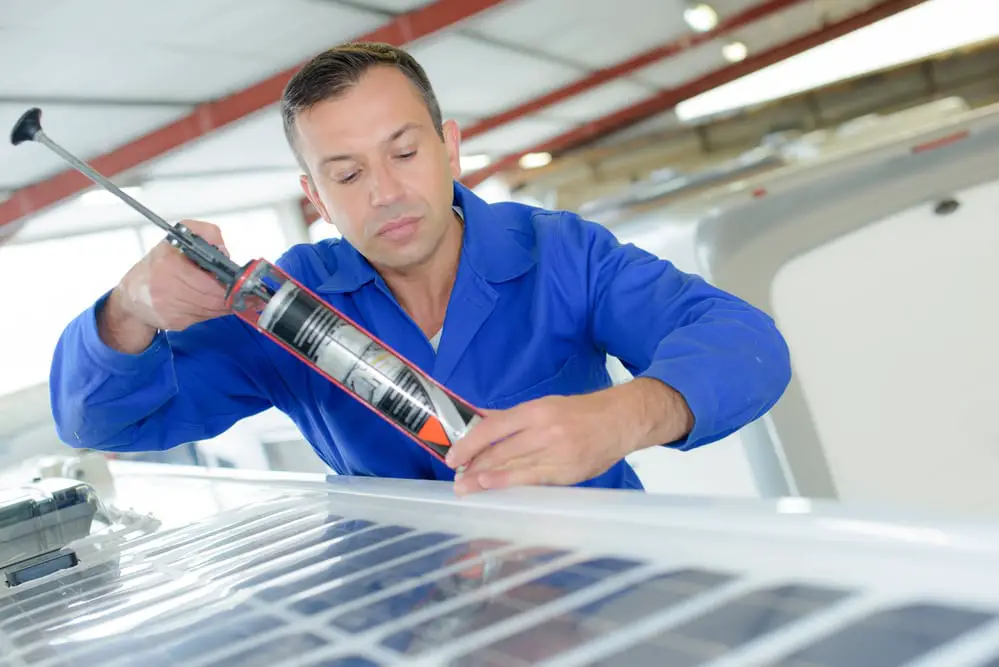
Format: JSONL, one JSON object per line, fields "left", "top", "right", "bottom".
{"left": 408, "top": 32, "right": 583, "bottom": 118}
{"left": 0, "top": 0, "right": 387, "bottom": 102}
{"left": 157, "top": 1, "right": 385, "bottom": 56}
{"left": 464, "top": 0, "right": 685, "bottom": 69}
{"left": 632, "top": 40, "right": 731, "bottom": 90}
{"left": 459, "top": 117, "right": 572, "bottom": 156}
{"left": 1, "top": 0, "right": 241, "bottom": 32}
{"left": 142, "top": 107, "right": 299, "bottom": 178}
{"left": 538, "top": 80, "right": 654, "bottom": 123}
{"left": 0, "top": 103, "right": 193, "bottom": 189}
{"left": 727, "top": 0, "right": 825, "bottom": 51}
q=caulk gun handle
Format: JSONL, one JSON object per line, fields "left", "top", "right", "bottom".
{"left": 168, "top": 225, "right": 241, "bottom": 287}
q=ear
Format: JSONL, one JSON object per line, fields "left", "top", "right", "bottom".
{"left": 442, "top": 119, "right": 462, "bottom": 180}
{"left": 299, "top": 174, "right": 332, "bottom": 224}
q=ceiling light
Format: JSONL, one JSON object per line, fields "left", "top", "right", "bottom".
{"left": 80, "top": 186, "right": 142, "bottom": 207}
{"left": 723, "top": 41, "right": 748, "bottom": 63}
{"left": 676, "top": 0, "right": 999, "bottom": 124}
{"left": 518, "top": 152, "right": 552, "bottom": 169}
{"left": 460, "top": 154, "right": 491, "bottom": 171}
{"left": 684, "top": 3, "right": 718, "bottom": 32}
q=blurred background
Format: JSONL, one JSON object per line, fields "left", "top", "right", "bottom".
{"left": 1, "top": 0, "right": 997, "bottom": 521}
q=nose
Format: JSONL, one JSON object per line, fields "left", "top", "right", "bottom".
{"left": 369, "top": 160, "right": 404, "bottom": 208}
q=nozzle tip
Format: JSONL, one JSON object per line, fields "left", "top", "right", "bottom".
{"left": 11, "top": 108, "right": 42, "bottom": 146}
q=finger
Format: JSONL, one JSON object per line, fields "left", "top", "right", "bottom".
{"left": 170, "top": 255, "right": 229, "bottom": 299}
{"left": 454, "top": 452, "right": 535, "bottom": 496}
{"left": 453, "top": 470, "right": 484, "bottom": 496}
{"left": 462, "top": 429, "right": 544, "bottom": 475}
{"left": 167, "top": 274, "right": 229, "bottom": 315}
{"left": 477, "top": 462, "right": 560, "bottom": 491}
{"left": 446, "top": 407, "right": 529, "bottom": 469}
{"left": 179, "top": 264, "right": 228, "bottom": 297}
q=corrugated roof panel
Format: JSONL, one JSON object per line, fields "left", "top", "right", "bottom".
{"left": 0, "top": 1, "right": 387, "bottom": 102}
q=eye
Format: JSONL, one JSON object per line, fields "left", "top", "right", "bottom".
{"left": 397, "top": 149, "right": 417, "bottom": 160}
{"left": 337, "top": 171, "right": 359, "bottom": 185}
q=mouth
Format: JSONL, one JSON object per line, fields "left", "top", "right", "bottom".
{"left": 377, "top": 216, "right": 422, "bottom": 238}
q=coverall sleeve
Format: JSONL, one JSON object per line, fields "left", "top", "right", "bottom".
{"left": 49, "top": 292, "right": 280, "bottom": 453}
{"left": 564, "top": 214, "right": 792, "bottom": 451}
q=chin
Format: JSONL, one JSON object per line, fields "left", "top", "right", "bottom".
{"left": 372, "top": 241, "right": 434, "bottom": 271}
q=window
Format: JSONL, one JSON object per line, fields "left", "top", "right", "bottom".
{"left": 0, "top": 229, "right": 145, "bottom": 397}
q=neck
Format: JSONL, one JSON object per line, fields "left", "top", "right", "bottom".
{"left": 379, "top": 211, "right": 463, "bottom": 338}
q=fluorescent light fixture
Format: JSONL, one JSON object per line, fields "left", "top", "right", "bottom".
{"left": 518, "top": 152, "right": 552, "bottom": 169}
{"left": 460, "top": 154, "right": 491, "bottom": 171}
{"left": 80, "top": 186, "right": 142, "bottom": 207}
{"left": 683, "top": 3, "right": 718, "bottom": 33}
{"left": 677, "top": 0, "right": 999, "bottom": 123}
{"left": 722, "top": 41, "right": 748, "bottom": 63}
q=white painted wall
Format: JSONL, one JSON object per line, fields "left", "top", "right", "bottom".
{"left": 770, "top": 178, "right": 999, "bottom": 515}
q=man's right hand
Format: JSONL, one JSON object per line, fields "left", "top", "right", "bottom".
{"left": 98, "top": 220, "right": 232, "bottom": 354}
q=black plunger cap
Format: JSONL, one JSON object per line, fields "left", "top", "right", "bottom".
{"left": 11, "top": 108, "right": 42, "bottom": 146}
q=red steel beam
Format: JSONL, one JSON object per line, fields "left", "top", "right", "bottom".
{"left": 461, "top": 0, "right": 930, "bottom": 189}
{"left": 461, "top": 0, "right": 811, "bottom": 141}
{"left": 0, "top": 0, "right": 509, "bottom": 232}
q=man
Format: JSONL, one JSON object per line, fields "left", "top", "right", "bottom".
{"left": 49, "top": 42, "right": 792, "bottom": 496}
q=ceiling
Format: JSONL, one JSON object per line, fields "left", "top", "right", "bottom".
{"left": 0, "top": 0, "right": 982, "bottom": 242}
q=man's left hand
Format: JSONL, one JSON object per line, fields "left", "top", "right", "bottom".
{"left": 445, "top": 378, "right": 693, "bottom": 495}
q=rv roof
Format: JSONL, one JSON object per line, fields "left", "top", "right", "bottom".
{"left": 3, "top": 472, "right": 999, "bottom": 666}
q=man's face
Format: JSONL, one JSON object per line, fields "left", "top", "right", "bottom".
{"left": 295, "top": 66, "right": 462, "bottom": 272}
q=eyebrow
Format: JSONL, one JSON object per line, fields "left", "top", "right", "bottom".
{"left": 318, "top": 122, "right": 421, "bottom": 166}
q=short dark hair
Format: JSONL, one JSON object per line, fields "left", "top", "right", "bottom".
{"left": 281, "top": 42, "right": 444, "bottom": 173}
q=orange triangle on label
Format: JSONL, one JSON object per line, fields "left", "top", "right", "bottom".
{"left": 418, "top": 416, "right": 450, "bottom": 447}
